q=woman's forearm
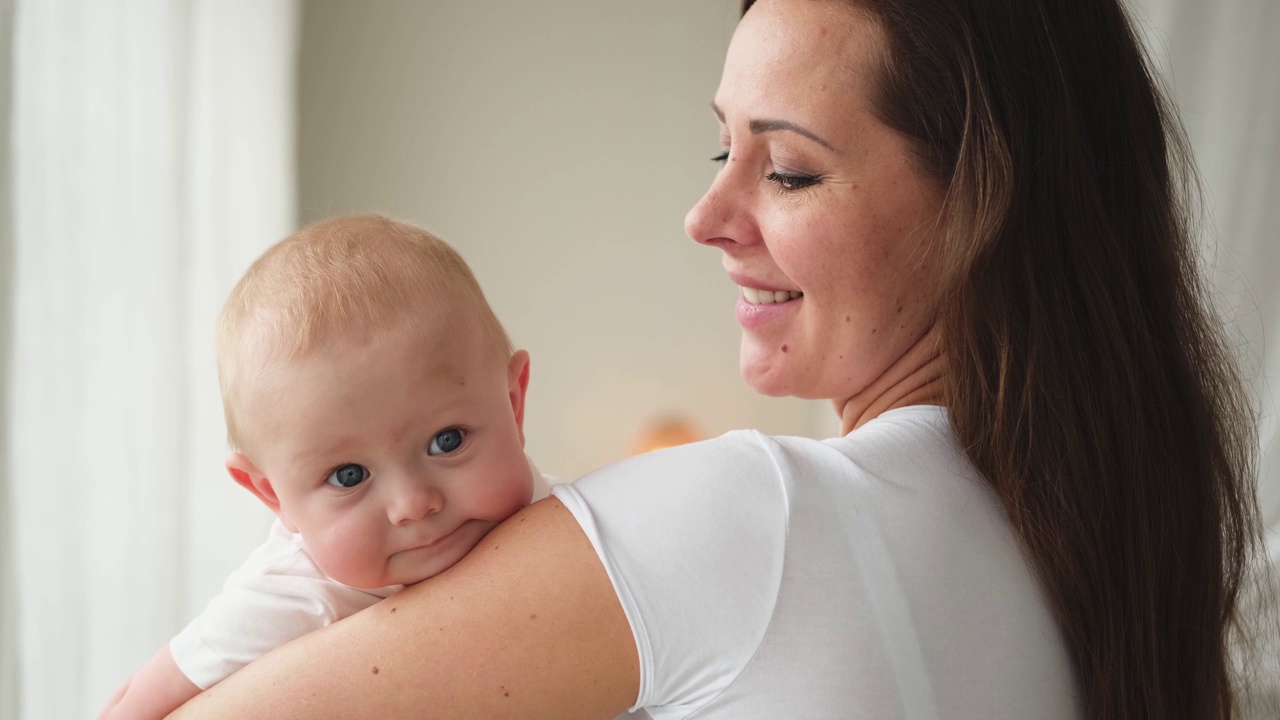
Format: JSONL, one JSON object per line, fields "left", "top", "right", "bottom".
{"left": 166, "top": 498, "right": 639, "bottom": 720}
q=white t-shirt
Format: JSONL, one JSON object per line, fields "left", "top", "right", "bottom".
{"left": 169, "top": 518, "right": 397, "bottom": 689}
{"left": 171, "top": 472, "right": 551, "bottom": 690}
{"left": 551, "top": 405, "right": 1082, "bottom": 719}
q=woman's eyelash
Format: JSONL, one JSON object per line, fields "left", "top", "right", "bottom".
{"left": 767, "top": 171, "right": 820, "bottom": 191}
{"left": 711, "top": 150, "right": 819, "bottom": 190}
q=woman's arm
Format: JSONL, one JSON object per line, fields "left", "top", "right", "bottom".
{"left": 167, "top": 498, "right": 640, "bottom": 720}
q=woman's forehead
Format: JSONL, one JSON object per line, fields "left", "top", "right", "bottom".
{"left": 718, "top": 0, "right": 884, "bottom": 127}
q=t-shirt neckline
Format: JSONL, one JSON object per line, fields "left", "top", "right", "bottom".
{"left": 847, "top": 404, "right": 949, "bottom": 435}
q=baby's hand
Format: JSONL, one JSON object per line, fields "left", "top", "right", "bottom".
{"left": 97, "top": 646, "right": 200, "bottom": 720}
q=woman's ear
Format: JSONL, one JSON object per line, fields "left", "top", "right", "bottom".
{"left": 225, "top": 452, "right": 297, "bottom": 532}
{"left": 507, "top": 350, "right": 531, "bottom": 446}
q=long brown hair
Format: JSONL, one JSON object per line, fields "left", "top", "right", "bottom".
{"left": 740, "top": 0, "right": 1267, "bottom": 717}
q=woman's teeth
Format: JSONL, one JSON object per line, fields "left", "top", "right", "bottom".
{"left": 740, "top": 286, "right": 803, "bottom": 305}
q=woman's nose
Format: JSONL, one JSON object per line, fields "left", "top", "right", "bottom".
{"left": 387, "top": 475, "right": 444, "bottom": 526}
{"left": 684, "top": 159, "right": 758, "bottom": 249}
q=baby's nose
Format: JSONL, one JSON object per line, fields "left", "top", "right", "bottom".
{"left": 387, "top": 478, "right": 443, "bottom": 525}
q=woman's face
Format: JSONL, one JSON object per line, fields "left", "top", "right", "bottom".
{"left": 685, "top": 0, "right": 945, "bottom": 402}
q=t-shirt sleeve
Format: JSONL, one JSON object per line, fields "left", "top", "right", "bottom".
{"left": 169, "top": 522, "right": 382, "bottom": 689}
{"left": 550, "top": 430, "right": 788, "bottom": 717}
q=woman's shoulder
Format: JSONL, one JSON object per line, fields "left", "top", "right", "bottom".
{"left": 727, "top": 404, "right": 964, "bottom": 495}
{"left": 562, "top": 404, "right": 959, "bottom": 508}
{"left": 815, "top": 404, "right": 968, "bottom": 485}
{"left": 550, "top": 431, "right": 793, "bottom": 714}
{"left": 557, "top": 427, "right": 790, "bottom": 532}
{"left": 550, "top": 404, "right": 968, "bottom": 573}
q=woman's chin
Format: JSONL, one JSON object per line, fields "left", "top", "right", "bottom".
{"left": 740, "top": 349, "right": 847, "bottom": 401}
{"left": 739, "top": 351, "right": 794, "bottom": 398}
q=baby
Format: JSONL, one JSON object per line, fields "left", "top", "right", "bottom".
{"left": 99, "top": 214, "right": 542, "bottom": 719}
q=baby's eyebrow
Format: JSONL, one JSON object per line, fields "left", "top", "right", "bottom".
{"left": 710, "top": 101, "right": 835, "bottom": 151}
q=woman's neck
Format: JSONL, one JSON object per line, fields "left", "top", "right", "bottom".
{"left": 835, "top": 323, "right": 947, "bottom": 435}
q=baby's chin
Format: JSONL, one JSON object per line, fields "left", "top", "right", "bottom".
{"left": 321, "top": 559, "right": 432, "bottom": 592}
{"left": 384, "top": 526, "right": 493, "bottom": 586}
{"left": 327, "top": 521, "right": 500, "bottom": 589}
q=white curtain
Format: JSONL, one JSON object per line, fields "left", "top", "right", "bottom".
{"left": 1133, "top": 0, "right": 1280, "bottom": 708}
{"left": 1131, "top": 0, "right": 1280, "bottom": 532}
{"left": 1, "top": 3, "right": 18, "bottom": 719}
{"left": 5, "top": 1, "right": 297, "bottom": 718}
{"left": 1131, "top": 0, "right": 1280, "bottom": 550}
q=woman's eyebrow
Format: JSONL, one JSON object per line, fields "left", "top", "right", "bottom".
{"left": 711, "top": 101, "right": 835, "bottom": 150}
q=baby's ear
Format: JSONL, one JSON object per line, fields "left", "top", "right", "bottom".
{"left": 225, "top": 452, "right": 297, "bottom": 532}
{"left": 507, "top": 350, "right": 531, "bottom": 445}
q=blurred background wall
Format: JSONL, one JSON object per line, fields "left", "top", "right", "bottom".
{"left": 295, "top": 0, "right": 824, "bottom": 483}
{"left": 1, "top": 0, "right": 1277, "bottom": 717}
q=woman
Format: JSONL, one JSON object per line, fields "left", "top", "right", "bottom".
{"left": 172, "top": 0, "right": 1265, "bottom": 717}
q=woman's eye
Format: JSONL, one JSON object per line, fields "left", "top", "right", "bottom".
{"left": 326, "top": 463, "right": 369, "bottom": 488}
{"left": 711, "top": 150, "right": 729, "bottom": 163}
{"left": 766, "top": 171, "right": 820, "bottom": 191}
{"left": 428, "top": 428, "right": 466, "bottom": 456}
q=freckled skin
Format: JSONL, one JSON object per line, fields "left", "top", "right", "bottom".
{"left": 684, "top": 0, "right": 945, "bottom": 403}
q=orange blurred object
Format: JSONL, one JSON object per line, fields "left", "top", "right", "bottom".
{"left": 630, "top": 416, "right": 704, "bottom": 456}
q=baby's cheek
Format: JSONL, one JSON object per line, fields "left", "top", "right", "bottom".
{"left": 307, "top": 521, "right": 384, "bottom": 589}
{"left": 493, "top": 473, "right": 536, "bottom": 515}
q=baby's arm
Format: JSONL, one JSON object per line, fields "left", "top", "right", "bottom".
{"left": 97, "top": 646, "right": 200, "bottom": 720}
{"left": 100, "top": 519, "right": 347, "bottom": 720}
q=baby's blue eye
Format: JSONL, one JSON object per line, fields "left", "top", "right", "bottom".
{"left": 326, "top": 463, "right": 369, "bottom": 488}
{"left": 428, "top": 428, "right": 466, "bottom": 455}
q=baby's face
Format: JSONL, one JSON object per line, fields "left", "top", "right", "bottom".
{"left": 237, "top": 327, "right": 533, "bottom": 589}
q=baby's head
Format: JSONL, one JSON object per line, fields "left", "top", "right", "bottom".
{"left": 217, "top": 214, "right": 534, "bottom": 589}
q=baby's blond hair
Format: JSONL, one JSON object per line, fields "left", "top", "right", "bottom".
{"left": 216, "top": 214, "right": 512, "bottom": 451}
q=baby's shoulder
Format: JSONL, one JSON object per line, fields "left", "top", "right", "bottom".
{"left": 229, "top": 519, "right": 326, "bottom": 580}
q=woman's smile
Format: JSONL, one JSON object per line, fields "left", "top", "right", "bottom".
{"left": 735, "top": 288, "right": 804, "bottom": 329}
{"left": 739, "top": 286, "right": 803, "bottom": 305}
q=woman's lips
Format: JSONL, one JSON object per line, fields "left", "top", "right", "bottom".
{"left": 736, "top": 293, "right": 803, "bottom": 328}
{"left": 725, "top": 272, "right": 804, "bottom": 329}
